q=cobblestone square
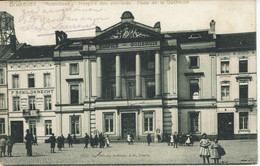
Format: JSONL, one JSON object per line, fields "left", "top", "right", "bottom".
{"left": 0, "top": 139, "right": 257, "bottom": 165}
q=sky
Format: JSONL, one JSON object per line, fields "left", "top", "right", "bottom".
{"left": 0, "top": 0, "right": 256, "bottom": 46}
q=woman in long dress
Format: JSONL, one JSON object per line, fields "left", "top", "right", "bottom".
{"left": 199, "top": 133, "right": 211, "bottom": 164}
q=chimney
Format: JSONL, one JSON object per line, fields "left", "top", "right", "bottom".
{"left": 10, "top": 35, "right": 16, "bottom": 53}
{"left": 55, "top": 31, "right": 67, "bottom": 45}
{"left": 209, "top": 20, "right": 216, "bottom": 39}
{"left": 154, "top": 22, "right": 161, "bottom": 33}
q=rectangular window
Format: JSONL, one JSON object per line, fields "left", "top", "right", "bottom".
{"left": 146, "top": 81, "right": 155, "bottom": 99}
{"left": 190, "top": 79, "right": 199, "bottom": 100}
{"left": 29, "top": 121, "right": 37, "bottom": 136}
{"left": 189, "top": 56, "right": 199, "bottom": 68}
{"left": 12, "top": 75, "right": 19, "bottom": 88}
{"left": 239, "top": 60, "right": 248, "bottom": 73}
{"left": 104, "top": 113, "right": 114, "bottom": 133}
{"left": 70, "top": 85, "right": 79, "bottom": 104}
{"left": 221, "top": 86, "right": 230, "bottom": 101}
{"left": 144, "top": 112, "right": 153, "bottom": 132}
{"left": 44, "top": 73, "right": 51, "bottom": 87}
{"left": 45, "top": 120, "right": 52, "bottom": 135}
{"left": 221, "top": 61, "right": 229, "bottom": 73}
{"left": 239, "top": 112, "right": 248, "bottom": 130}
{"left": 28, "top": 74, "right": 35, "bottom": 88}
{"left": 70, "top": 63, "right": 79, "bottom": 75}
{"left": 0, "top": 118, "right": 5, "bottom": 134}
{"left": 71, "top": 116, "right": 80, "bottom": 135}
{"left": 29, "top": 96, "right": 36, "bottom": 110}
{"left": 44, "top": 96, "right": 52, "bottom": 110}
{"left": 0, "top": 94, "right": 4, "bottom": 108}
{"left": 189, "top": 112, "right": 200, "bottom": 133}
{"left": 0, "top": 69, "right": 4, "bottom": 84}
{"left": 13, "top": 97, "right": 20, "bottom": 111}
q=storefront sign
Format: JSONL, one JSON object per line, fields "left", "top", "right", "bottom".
{"left": 11, "top": 89, "right": 54, "bottom": 95}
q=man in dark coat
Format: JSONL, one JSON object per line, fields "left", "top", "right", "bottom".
{"left": 94, "top": 134, "right": 98, "bottom": 148}
{"left": 49, "top": 133, "right": 56, "bottom": 153}
{"left": 67, "top": 134, "right": 73, "bottom": 147}
{"left": 84, "top": 133, "right": 89, "bottom": 149}
{"left": 147, "top": 134, "right": 152, "bottom": 146}
{"left": 130, "top": 131, "right": 134, "bottom": 145}
{"left": 61, "top": 134, "right": 65, "bottom": 148}
{"left": 99, "top": 133, "right": 103, "bottom": 148}
{"left": 173, "top": 132, "right": 178, "bottom": 148}
{"left": 25, "top": 129, "right": 33, "bottom": 156}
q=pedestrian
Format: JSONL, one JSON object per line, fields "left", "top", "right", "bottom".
{"left": 185, "top": 133, "right": 191, "bottom": 146}
{"left": 84, "top": 133, "right": 89, "bottom": 149}
{"left": 190, "top": 132, "right": 194, "bottom": 146}
{"left": 181, "top": 133, "right": 186, "bottom": 146}
{"left": 61, "top": 134, "right": 65, "bottom": 148}
{"left": 67, "top": 134, "right": 73, "bottom": 147}
{"left": 102, "top": 134, "right": 106, "bottom": 148}
{"left": 127, "top": 133, "right": 131, "bottom": 145}
{"left": 49, "top": 133, "right": 56, "bottom": 153}
{"left": 170, "top": 134, "right": 174, "bottom": 146}
{"left": 0, "top": 137, "right": 6, "bottom": 157}
{"left": 33, "top": 135, "right": 38, "bottom": 146}
{"left": 6, "top": 136, "right": 13, "bottom": 157}
{"left": 199, "top": 133, "right": 211, "bottom": 164}
{"left": 90, "top": 134, "right": 94, "bottom": 148}
{"left": 147, "top": 133, "right": 152, "bottom": 146}
{"left": 173, "top": 132, "right": 178, "bottom": 148}
{"left": 25, "top": 129, "right": 33, "bottom": 157}
{"left": 165, "top": 133, "right": 170, "bottom": 146}
{"left": 130, "top": 131, "right": 134, "bottom": 145}
{"left": 105, "top": 135, "right": 110, "bottom": 147}
{"left": 57, "top": 136, "right": 63, "bottom": 151}
{"left": 94, "top": 134, "right": 98, "bottom": 148}
{"left": 99, "top": 133, "right": 103, "bottom": 148}
{"left": 211, "top": 138, "right": 222, "bottom": 164}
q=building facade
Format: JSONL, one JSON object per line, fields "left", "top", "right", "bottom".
{"left": 1, "top": 11, "right": 257, "bottom": 142}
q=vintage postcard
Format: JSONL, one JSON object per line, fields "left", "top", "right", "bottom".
{"left": 0, "top": 0, "right": 257, "bottom": 165}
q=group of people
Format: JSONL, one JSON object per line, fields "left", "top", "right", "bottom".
{"left": 199, "top": 133, "right": 225, "bottom": 164}
{"left": 0, "top": 136, "right": 13, "bottom": 157}
{"left": 164, "top": 132, "right": 194, "bottom": 148}
{"left": 89, "top": 133, "right": 110, "bottom": 148}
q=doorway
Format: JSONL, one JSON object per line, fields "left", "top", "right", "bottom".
{"left": 218, "top": 113, "right": 234, "bottom": 140}
{"left": 11, "top": 121, "right": 24, "bottom": 143}
{"left": 121, "top": 113, "right": 136, "bottom": 139}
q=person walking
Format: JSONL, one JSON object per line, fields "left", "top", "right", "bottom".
{"left": 173, "top": 132, "right": 178, "bottom": 148}
{"left": 147, "top": 133, "right": 152, "bottom": 146}
{"left": 6, "top": 136, "right": 13, "bottom": 157}
{"left": 170, "top": 134, "right": 174, "bottom": 146}
{"left": 105, "top": 135, "right": 110, "bottom": 148}
{"left": 0, "top": 137, "right": 6, "bottom": 157}
{"left": 61, "top": 134, "right": 65, "bottom": 148}
{"left": 49, "top": 133, "right": 56, "bottom": 153}
{"left": 84, "top": 133, "right": 89, "bottom": 149}
{"left": 199, "top": 133, "right": 211, "bottom": 164}
{"left": 25, "top": 129, "right": 33, "bottom": 157}
{"left": 67, "top": 134, "right": 73, "bottom": 147}
{"left": 94, "top": 134, "right": 98, "bottom": 148}
{"left": 90, "top": 134, "right": 94, "bottom": 148}
{"left": 57, "top": 136, "right": 63, "bottom": 151}
{"left": 130, "top": 131, "right": 134, "bottom": 145}
{"left": 211, "top": 138, "right": 222, "bottom": 164}
{"left": 99, "top": 133, "right": 104, "bottom": 148}
{"left": 185, "top": 133, "right": 191, "bottom": 146}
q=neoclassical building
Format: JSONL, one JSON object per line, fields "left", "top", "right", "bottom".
{"left": 0, "top": 11, "right": 257, "bottom": 142}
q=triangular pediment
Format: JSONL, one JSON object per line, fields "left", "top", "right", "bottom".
{"left": 94, "top": 22, "right": 161, "bottom": 43}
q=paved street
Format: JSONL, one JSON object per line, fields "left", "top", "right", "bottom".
{"left": 0, "top": 139, "right": 257, "bottom": 165}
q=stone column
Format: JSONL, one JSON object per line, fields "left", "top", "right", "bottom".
{"left": 136, "top": 52, "right": 142, "bottom": 98}
{"left": 155, "top": 51, "right": 161, "bottom": 97}
{"left": 116, "top": 54, "right": 122, "bottom": 99}
{"left": 97, "top": 56, "right": 102, "bottom": 98}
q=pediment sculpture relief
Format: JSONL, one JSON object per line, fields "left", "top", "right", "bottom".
{"left": 109, "top": 26, "right": 150, "bottom": 39}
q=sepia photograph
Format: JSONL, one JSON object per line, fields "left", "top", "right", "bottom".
{"left": 0, "top": 0, "right": 257, "bottom": 165}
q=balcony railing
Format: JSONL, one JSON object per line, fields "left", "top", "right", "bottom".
{"left": 23, "top": 109, "right": 40, "bottom": 118}
{"left": 234, "top": 98, "right": 255, "bottom": 107}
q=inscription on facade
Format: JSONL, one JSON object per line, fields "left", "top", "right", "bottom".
{"left": 98, "top": 41, "right": 160, "bottom": 50}
{"left": 11, "top": 89, "right": 54, "bottom": 95}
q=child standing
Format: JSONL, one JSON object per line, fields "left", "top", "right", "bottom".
{"left": 105, "top": 135, "right": 110, "bottom": 147}
{"left": 185, "top": 133, "right": 191, "bottom": 146}
{"left": 6, "top": 136, "right": 13, "bottom": 157}
{"left": 127, "top": 134, "right": 131, "bottom": 145}
{"left": 199, "top": 133, "right": 211, "bottom": 164}
{"left": 211, "top": 138, "right": 222, "bottom": 164}
{"left": 170, "top": 134, "right": 174, "bottom": 146}
{"left": 147, "top": 134, "right": 152, "bottom": 146}
{"left": 0, "top": 137, "right": 6, "bottom": 157}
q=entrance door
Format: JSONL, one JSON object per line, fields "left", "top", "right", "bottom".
{"left": 11, "top": 121, "right": 24, "bottom": 143}
{"left": 218, "top": 113, "right": 234, "bottom": 140}
{"left": 121, "top": 113, "right": 136, "bottom": 139}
